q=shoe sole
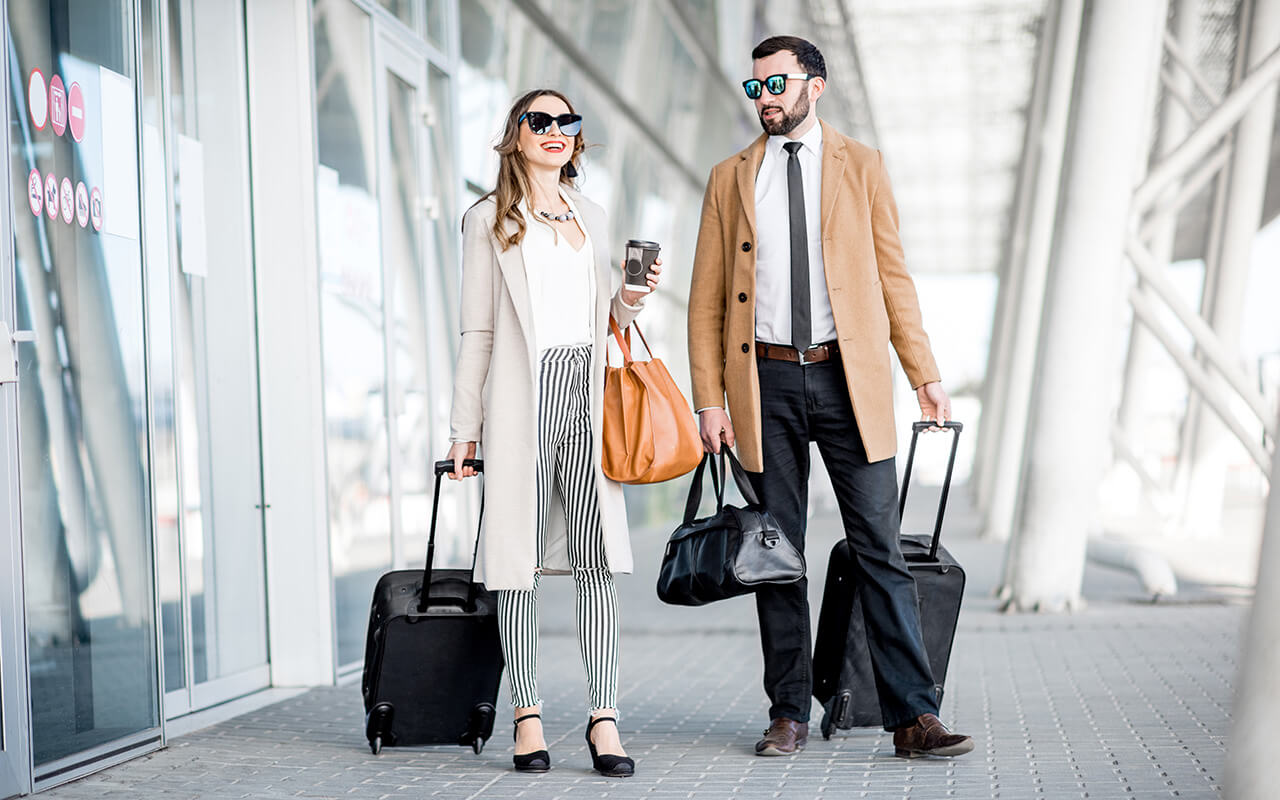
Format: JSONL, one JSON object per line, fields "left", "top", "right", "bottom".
{"left": 593, "top": 768, "right": 634, "bottom": 778}
{"left": 514, "top": 765, "right": 550, "bottom": 773}
{"left": 755, "top": 742, "right": 806, "bottom": 757}
{"left": 894, "top": 739, "right": 975, "bottom": 759}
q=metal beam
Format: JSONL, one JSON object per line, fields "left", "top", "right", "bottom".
{"left": 1129, "top": 288, "right": 1273, "bottom": 474}
{"left": 1132, "top": 40, "right": 1280, "bottom": 214}
{"left": 1125, "top": 240, "right": 1276, "bottom": 438}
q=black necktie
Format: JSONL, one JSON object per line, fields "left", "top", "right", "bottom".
{"left": 783, "top": 141, "right": 810, "bottom": 353}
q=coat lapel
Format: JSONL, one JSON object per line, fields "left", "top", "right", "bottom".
{"left": 819, "top": 119, "right": 847, "bottom": 236}
{"left": 736, "top": 133, "right": 768, "bottom": 237}
{"left": 493, "top": 212, "right": 535, "bottom": 354}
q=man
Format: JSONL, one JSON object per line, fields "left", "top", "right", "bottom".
{"left": 687, "top": 36, "right": 973, "bottom": 759}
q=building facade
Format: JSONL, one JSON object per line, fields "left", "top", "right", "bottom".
{"left": 0, "top": 0, "right": 759, "bottom": 793}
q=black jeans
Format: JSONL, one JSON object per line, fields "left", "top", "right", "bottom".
{"left": 747, "top": 355, "right": 939, "bottom": 730}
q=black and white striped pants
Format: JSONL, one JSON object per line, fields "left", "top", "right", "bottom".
{"left": 496, "top": 345, "right": 620, "bottom": 711}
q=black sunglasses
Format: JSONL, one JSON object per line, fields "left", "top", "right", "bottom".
{"left": 742, "top": 73, "right": 814, "bottom": 100}
{"left": 518, "top": 111, "right": 583, "bottom": 136}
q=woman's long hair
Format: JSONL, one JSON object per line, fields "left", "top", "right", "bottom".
{"left": 486, "top": 89, "right": 585, "bottom": 251}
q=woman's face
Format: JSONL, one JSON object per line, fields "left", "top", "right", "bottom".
{"left": 517, "top": 94, "right": 576, "bottom": 174}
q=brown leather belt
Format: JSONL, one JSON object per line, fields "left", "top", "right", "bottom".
{"left": 755, "top": 340, "right": 840, "bottom": 364}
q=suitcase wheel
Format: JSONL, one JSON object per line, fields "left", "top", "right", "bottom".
{"left": 473, "top": 738, "right": 483, "bottom": 755}
{"left": 370, "top": 736, "right": 382, "bottom": 755}
{"left": 821, "top": 710, "right": 835, "bottom": 740}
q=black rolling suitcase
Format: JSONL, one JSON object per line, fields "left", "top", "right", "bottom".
{"left": 812, "top": 421, "right": 966, "bottom": 739}
{"left": 361, "top": 458, "right": 503, "bottom": 754}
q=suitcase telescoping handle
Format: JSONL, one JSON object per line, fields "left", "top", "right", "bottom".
{"left": 423, "top": 459, "right": 484, "bottom": 612}
{"left": 898, "top": 421, "right": 962, "bottom": 561}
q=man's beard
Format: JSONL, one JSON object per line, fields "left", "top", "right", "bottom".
{"left": 758, "top": 91, "right": 810, "bottom": 136}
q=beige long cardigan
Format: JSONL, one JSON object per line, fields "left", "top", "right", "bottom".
{"left": 449, "top": 191, "right": 643, "bottom": 591}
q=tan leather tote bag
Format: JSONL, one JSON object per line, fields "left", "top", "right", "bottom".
{"left": 602, "top": 317, "right": 702, "bottom": 484}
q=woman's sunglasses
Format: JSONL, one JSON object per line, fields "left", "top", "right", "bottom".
{"left": 518, "top": 111, "right": 583, "bottom": 136}
{"left": 742, "top": 73, "right": 813, "bottom": 100}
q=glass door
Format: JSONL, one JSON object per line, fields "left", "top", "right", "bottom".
{"left": 6, "top": 0, "right": 162, "bottom": 787}
{"left": 0, "top": 205, "right": 31, "bottom": 800}
{"left": 154, "top": 0, "right": 269, "bottom": 720}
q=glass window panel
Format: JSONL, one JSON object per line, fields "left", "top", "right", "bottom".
{"left": 313, "top": 0, "right": 392, "bottom": 668}
{"left": 426, "top": 1, "right": 449, "bottom": 51}
{"left": 379, "top": 0, "right": 415, "bottom": 28}
{"left": 166, "top": 0, "right": 268, "bottom": 685}
{"left": 9, "top": 0, "right": 159, "bottom": 767}
{"left": 384, "top": 71, "right": 433, "bottom": 569}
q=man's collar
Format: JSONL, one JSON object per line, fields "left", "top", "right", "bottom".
{"left": 769, "top": 117, "right": 823, "bottom": 156}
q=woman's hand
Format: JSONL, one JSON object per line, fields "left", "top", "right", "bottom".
{"left": 619, "top": 257, "right": 662, "bottom": 306}
{"left": 446, "top": 441, "right": 478, "bottom": 480}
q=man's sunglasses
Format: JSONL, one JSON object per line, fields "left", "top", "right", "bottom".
{"left": 742, "top": 73, "right": 814, "bottom": 99}
{"left": 518, "top": 111, "right": 583, "bottom": 136}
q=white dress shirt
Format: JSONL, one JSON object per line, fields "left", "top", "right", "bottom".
{"left": 753, "top": 121, "right": 837, "bottom": 346}
{"left": 520, "top": 189, "right": 595, "bottom": 352}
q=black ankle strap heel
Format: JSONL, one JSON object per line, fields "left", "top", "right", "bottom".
{"left": 513, "top": 713, "right": 550, "bottom": 773}
{"left": 585, "top": 716, "right": 635, "bottom": 778}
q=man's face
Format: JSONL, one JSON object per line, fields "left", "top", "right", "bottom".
{"left": 751, "top": 51, "right": 819, "bottom": 136}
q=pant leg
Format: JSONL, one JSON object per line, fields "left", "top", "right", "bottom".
{"left": 496, "top": 572, "right": 542, "bottom": 708}
{"left": 553, "top": 345, "right": 620, "bottom": 713}
{"left": 747, "top": 356, "right": 814, "bottom": 723}
{"left": 806, "top": 360, "right": 939, "bottom": 729}
{"left": 493, "top": 348, "right": 564, "bottom": 708}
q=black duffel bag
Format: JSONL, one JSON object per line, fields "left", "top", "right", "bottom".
{"left": 656, "top": 449, "right": 805, "bottom": 606}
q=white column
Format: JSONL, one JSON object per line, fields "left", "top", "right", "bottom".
{"left": 245, "top": 0, "right": 336, "bottom": 686}
{"left": 1179, "top": 0, "right": 1280, "bottom": 535}
{"left": 1224, "top": 410, "right": 1280, "bottom": 799}
{"left": 980, "top": 0, "right": 1083, "bottom": 542}
{"left": 1001, "top": 0, "right": 1167, "bottom": 611}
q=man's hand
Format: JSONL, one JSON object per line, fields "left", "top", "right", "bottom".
{"left": 446, "top": 441, "right": 478, "bottom": 480}
{"left": 698, "top": 408, "right": 735, "bottom": 454}
{"left": 916, "top": 382, "right": 951, "bottom": 430}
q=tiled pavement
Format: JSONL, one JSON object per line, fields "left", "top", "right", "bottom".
{"left": 43, "top": 486, "right": 1247, "bottom": 798}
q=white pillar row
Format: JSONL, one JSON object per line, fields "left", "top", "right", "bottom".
{"left": 245, "top": 0, "right": 338, "bottom": 686}
{"left": 1225, "top": 409, "right": 1280, "bottom": 799}
{"left": 978, "top": 0, "right": 1083, "bottom": 545}
{"left": 1000, "top": 0, "right": 1168, "bottom": 612}
{"left": 1178, "top": 0, "right": 1280, "bottom": 536}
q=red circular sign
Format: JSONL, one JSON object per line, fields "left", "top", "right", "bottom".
{"left": 67, "top": 82, "right": 85, "bottom": 142}
{"left": 75, "top": 182, "right": 89, "bottom": 228}
{"left": 90, "top": 187, "right": 103, "bottom": 232}
{"left": 28, "top": 169, "right": 42, "bottom": 216}
{"left": 28, "top": 69, "right": 47, "bottom": 131}
{"left": 44, "top": 173, "right": 58, "bottom": 219}
{"left": 60, "top": 178, "right": 74, "bottom": 224}
{"left": 49, "top": 74, "right": 66, "bottom": 137}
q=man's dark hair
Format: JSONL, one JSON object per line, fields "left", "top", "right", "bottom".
{"left": 751, "top": 36, "right": 826, "bottom": 81}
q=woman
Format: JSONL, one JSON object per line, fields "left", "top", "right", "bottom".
{"left": 445, "top": 89, "right": 661, "bottom": 777}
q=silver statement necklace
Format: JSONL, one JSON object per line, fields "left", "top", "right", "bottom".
{"left": 536, "top": 207, "right": 575, "bottom": 222}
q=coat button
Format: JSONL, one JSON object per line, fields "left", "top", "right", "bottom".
{"left": 738, "top": 292, "right": 748, "bottom": 303}
{"left": 741, "top": 343, "right": 750, "bottom": 353}
{"left": 741, "top": 241, "right": 752, "bottom": 252}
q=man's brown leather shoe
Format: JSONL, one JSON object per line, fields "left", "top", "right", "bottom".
{"left": 892, "top": 714, "right": 974, "bottom": 758}
{"left": 754, "top": 718, "right": 808, "bottom": 756}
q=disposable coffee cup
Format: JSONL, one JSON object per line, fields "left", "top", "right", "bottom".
{"left": 624, "top": 239, "right": 660, "bottom": 293}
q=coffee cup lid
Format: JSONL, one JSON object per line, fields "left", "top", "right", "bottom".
{"left": 626, "top": 239, "right": 660, "bottom": 250}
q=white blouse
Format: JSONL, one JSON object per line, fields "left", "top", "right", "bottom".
{"left": 519, "top": 190, "right": 595, "bottom": 352}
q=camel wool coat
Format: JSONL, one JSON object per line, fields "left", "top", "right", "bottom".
{"left": 449, "top": 190, "right": 642, "bottom": 591}
{"left": 688, "top": 120, "right": 940, "bottom": 472}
